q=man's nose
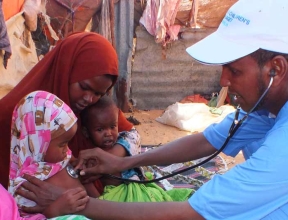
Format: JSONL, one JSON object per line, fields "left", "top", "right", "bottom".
{"left": 219, "top": 68, "right": 231, "bottom": 87}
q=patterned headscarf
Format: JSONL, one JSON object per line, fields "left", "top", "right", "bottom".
{"left": 8, "top": 91, "right": 77, "bottom": 208}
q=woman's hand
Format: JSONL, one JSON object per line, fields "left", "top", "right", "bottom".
{"left": 43, "top": 187, "right": 89, "bottom": 218}
{"left": 74, "top": 148, "right": 124, "bottom": 177}
{"left": 16, "top": 174, "right": 65, "bottom": 214}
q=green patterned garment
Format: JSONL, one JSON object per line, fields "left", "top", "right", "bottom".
{"left": 49, "top": 215, "right": 91, "bottom": 220}
{"left": 99, "top": 180, "right": 194, "bottom": 202}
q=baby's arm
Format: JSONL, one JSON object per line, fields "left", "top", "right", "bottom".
{"left": 100, "top": 144, "right": 127, "bottom": 187}
{"left": 81, "top": 144, "right": 127, "bottom": 195}
{"left": 105, "top": 143, "right": 128, "bottom": 157}
{"left": 83, "top": 182, "right": 101, "bottom": 198}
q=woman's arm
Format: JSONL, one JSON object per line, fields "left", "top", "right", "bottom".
{"left": 16, "top": 174, "right": 64, "bottom": 214}
{"left": 17, "top": 168, "right": 88, "bottom": 216}
{"left": 43, "top": 187, "right": 89, "bottom": 218}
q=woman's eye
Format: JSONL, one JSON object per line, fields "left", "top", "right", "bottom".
{"left": 79, "top": 83, "right": 87, "bottom": 90}
{"left": 94, "top": 92, "right": 104, "bottom": 97}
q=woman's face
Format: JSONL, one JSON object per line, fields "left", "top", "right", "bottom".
{"left": 69, "top": 75, "right": 113, "bottom": 114}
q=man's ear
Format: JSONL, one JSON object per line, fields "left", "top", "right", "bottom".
{"left": 82, "top": 127, "right": 89, "bottom": 138}
{"left": 270, "top": 55, "right": 288, "bottom": 86}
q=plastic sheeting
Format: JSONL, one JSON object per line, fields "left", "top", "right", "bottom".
{"left": 139, "top": 0, "right": 182, "bottom": 45}
{"left": 0, "top": 13, "right": 38, "bottom": 99}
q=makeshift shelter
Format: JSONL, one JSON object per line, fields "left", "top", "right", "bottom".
{"left": 0, "top": 0, "right": 237, "bottom": 110}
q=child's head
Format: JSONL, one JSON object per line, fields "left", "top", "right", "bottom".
{"left": 45, "top": 121, "right": 77, "bottom": 163}
{"left": 81, "top": 95, "right": 119, "bottom": 150}
{"left": 9, "top": 91, "right": 78, "bottom": 182}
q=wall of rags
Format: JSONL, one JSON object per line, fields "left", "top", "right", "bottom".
{"left": 130, "top": 0, "right": 237, "bottom": 110}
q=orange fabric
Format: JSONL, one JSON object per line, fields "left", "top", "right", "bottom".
{"left": 180, "top": 94, "right": 209, "bottom": 104}
{"left": 2, "top": 0, "right": 24, "bottom": 21}
{"left": 0, "top": 32, "right": 133, "bottom": 188}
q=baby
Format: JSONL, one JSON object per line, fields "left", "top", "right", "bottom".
{"left": 81, "top": 95, "right": 142, "bottom": 196}
{"left": 81, "top": 96, "right": 193, "bottom": 202}
{"left": 8, "top": 91, "right": 88, "bottom": 218}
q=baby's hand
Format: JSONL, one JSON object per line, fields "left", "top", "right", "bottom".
{"left": 43, "top": 187, "right": 89, "bottom": 218}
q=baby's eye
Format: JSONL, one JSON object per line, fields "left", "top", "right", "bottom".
{"left": 96, "top": 128, "right": 103, "bottom": 132}
{"left": 59, "top": 142, "right": 68, "bottom": 148}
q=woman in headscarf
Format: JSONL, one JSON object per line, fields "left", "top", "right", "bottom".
{"left": 0, "top": 32, "right": 140, "bottom": 189}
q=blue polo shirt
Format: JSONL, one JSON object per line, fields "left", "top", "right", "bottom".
{"left": 188, "top": 102, "right": 288, "bottom": 219}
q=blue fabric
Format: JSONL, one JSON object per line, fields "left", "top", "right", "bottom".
{"left": 116, "top": 135, "right": 139, "bottom": 179}
{"left": 189, "top": 103, "right": 288, "bottom": 219}
{"left": 203, "top": 109, "right": 275, "bottom": 158}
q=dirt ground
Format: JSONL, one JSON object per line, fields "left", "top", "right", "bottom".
{"left": 125, "top": 109, "right": 245, "bottom": 170}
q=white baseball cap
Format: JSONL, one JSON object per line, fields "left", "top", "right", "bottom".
{"left": 186, "top": 0, "right": 288, "bottom": 65}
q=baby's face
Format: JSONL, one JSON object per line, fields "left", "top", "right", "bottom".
{"left": 44, "top": 123, "right": 77, "bottom": 163}
{"left": 87, "top": 108, "right": 119, "bottom": 150}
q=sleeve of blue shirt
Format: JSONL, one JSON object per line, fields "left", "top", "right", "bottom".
{"left": 203, "top": 109, "right": 274, "bottom": 157}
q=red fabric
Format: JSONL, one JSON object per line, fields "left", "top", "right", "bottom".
{"left": 118, "top": 109, "right": 133, "bottom": 132}
{"left": 0, "top": 32, "right": 131, "bottom": 188}
{"left": 93, "top": 179, "right": 104, "bottom": 195}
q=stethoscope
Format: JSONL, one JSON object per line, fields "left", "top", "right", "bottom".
{"left": 69, "top": 76, "right": 275, "bottom": 183}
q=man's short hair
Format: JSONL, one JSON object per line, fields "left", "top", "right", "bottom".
{"left": 250, "top": 49, "right": 288, "bottom": 68}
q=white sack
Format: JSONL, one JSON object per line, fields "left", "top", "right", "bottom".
{"left": 156, "top": 102, "right": 235, "bottom": 132}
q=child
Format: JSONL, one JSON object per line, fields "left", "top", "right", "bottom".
{"left": 81, "top": 95, "right": 194, "bottom": 202}
{"left": 8, "top": 91, "right": 89, "bottom": 218}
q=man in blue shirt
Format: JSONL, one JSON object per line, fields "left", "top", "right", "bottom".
{"left": 18, "top": 0, "right": 288, "bottom": 219}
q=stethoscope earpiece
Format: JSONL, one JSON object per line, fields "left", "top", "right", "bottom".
{"left": 269, "top": 69, "right": 276, "bottom": 77}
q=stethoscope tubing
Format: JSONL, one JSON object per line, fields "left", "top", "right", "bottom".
{"left": 105, "top": 77, "right": 274, "bottom": 183}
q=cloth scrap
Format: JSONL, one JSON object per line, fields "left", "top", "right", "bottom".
{"left": 0, "top": 0, "right": 11, "bottom": 69}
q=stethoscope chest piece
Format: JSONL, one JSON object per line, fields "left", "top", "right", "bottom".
{"left": 66, "top": 163, "right": 79, "bottom": 179}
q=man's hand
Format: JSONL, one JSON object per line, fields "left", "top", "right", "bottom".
{"left": 16, "top": 174, "right": 65, "bottom": 214}
{"left": 74, "top": 148, "right": 124, "bottom": 177}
